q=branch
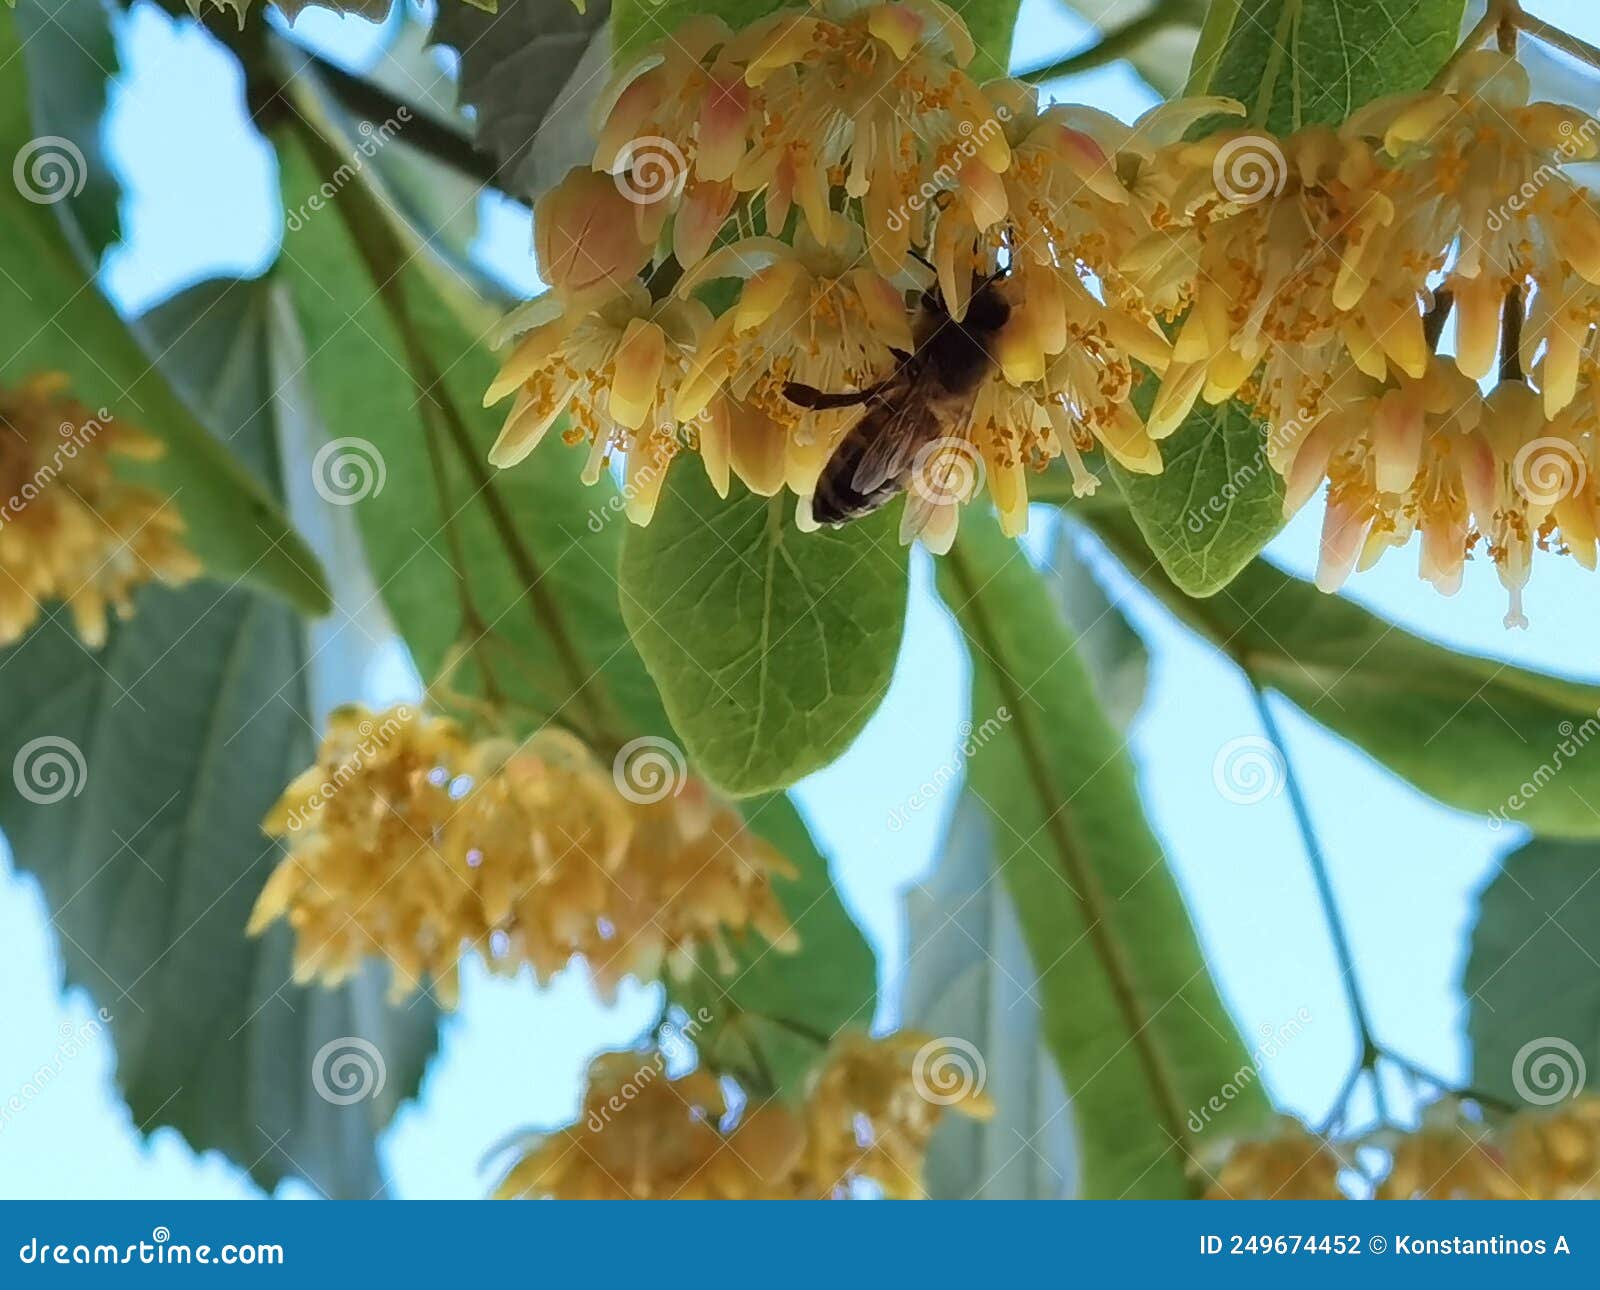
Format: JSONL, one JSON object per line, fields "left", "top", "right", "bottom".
{"left": 1015, "top": 0, "right": 1194, "bottom": 84}
{"left": 285, "top": 40, "right": 521, "bottom": 205}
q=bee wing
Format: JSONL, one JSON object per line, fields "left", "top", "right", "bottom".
{"left": 848, "top": 366, "right": 947, "bottom": 497}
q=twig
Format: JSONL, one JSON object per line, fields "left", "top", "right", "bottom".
{"left": 1250, "top": 686, "right": 1389, "bottom": 1126}
{"left": 1015, "top": 1, "right": 1192, "bottom": 84}
{"left": 284, "top": 39, "right": 520, "bottom": 203}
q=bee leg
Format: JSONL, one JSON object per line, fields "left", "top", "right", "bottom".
{"left": 783, "top": 381, "right": 881, "bottom": 410}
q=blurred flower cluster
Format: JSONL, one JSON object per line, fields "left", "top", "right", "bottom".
{"left": 1209, "top": 1097, "right": 1600, "bottom": 1199}
{"left": 487, "top": 0, "right": 1600, "bottom": 619}
{"left": 494, "top": 1030, "right": 994, "bottom": 1199}
{"left": 248, "top": 705, "right": 796, "bottom": 1006}
{"left": 0, "top": 373, "right": 196, "bottom": 646}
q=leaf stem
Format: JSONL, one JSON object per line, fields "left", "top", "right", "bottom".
{"left": 1248, "top": 685, "right": 1389, "bottom": 1125}
{"left": 945, "top": 536, "right": 1200, "bottom": 1192}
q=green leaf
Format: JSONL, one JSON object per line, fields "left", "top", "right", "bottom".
{"left": 937, "top": 516, "right": 1269, "bottom": 1197}
{"left": 0, "top": 277, "right": 438, "bottom": 1198}
{"left": 619, "top": 469, "right": 908, "bottom": 798}
{"left": 0, "top": 13, "right": 328, "bottom": 616}
{"left": 15, "top": 0, "right": 121, "bottom": 259}
{"left": 272, "top": 127, "right": 875, "bottom": 1096}
{"left": 1051, "top": 523, "right": 1148, "bottom": 730}
{"left": 1089, "top": 508, "right": 1600, "bottom": 838}
{"left": 1187, "top": 0, "right": 1466, "bottom": 133}
{"left": 903, "top": 797, "right": 1074, "bottom": 1199}
{"left": 1466, "top": 838, "right": 1600, "bottom": 1109}
{"left": 1111, "top": 380, "right": 1282, "bottom": 598}
{"left": 431, "top": 0, "right": 611, "bottom": 203}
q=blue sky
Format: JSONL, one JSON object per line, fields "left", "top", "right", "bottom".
{"left": 3, "top": 0, "right": 1600, "bottom": 1198}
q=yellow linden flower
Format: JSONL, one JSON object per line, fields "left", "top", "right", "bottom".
{"left": 1343, "top": 51, "right": 1600, "bottom": 399}
{"left": 1138, "top": 128, "right": 1411, "bottom": 439}
{"left": 733, "top": 0, "right": 1007, "bottom": 274}
{"left": 1279, "top": 357, "right": 1489, "bottom": 594}
{"left": 485, "top": 282, "right": 713, "bottom": 523}
{"left": 495, "top": 1051, "right": 807, "bottom": 1199}
{"left": 251, "top": 704, "right": 479, "bottom": 1006}
{"left": 0, "top": 373, "right": 197, "bottom": 647}
{"left": 256, "top": 709, "right": 798, "bottom": 1004}
{"left": 1378, "top": 1105, "right": 1519, "bottom": 1199}
{"left": 452, "top": 741, "right": 798, "bottom": 995}
{"left": 532, "top": 167, "right": 655, "bottom": 298}
{"left": 674, "top": 223, "right": 914, "bottom": 498}
{"left": 1203, "top": 1120, "right": 1346, "bottom": 1199}
{"left": 802, "top": 1030, "right": 994, "bottom": 1198}
{"left": 1502, "top": 1097, "right": 1600, "bottom": 1199}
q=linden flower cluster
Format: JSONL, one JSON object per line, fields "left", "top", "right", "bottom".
{"left": 485, "top": 0, "right": 1225, "bottom": 550}
{"left": 248, "top": 705, "right": 795, "bottom": 1006}
{"left": 494, "top": 1031, "right": 993, "bottom": 1200}
{"left": 1146, "top": 51, "right": 1600, "bottom": 626}
{"left": 1209, "top": 1098, "right": 1600, "bottom": 1200}
{"left": 0, "top": 373, "right": 197, "bottom": 646}
{"left": 488, "top": 4, "right": 1600, "bottom": 621}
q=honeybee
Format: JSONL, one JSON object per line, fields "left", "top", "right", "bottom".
{"left": 784, "top": 268, "right": 1010, "bottom": 528}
